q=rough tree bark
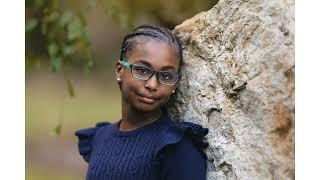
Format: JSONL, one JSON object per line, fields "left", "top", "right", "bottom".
{"left": 167, "top": 0, "right": 294, "bottom": 179}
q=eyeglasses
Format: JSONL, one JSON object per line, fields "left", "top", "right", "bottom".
{"left": 119, "top": 60, "right": 179, "bottom": 86}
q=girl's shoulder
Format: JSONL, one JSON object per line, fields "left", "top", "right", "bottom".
{"left": 155, "top": 116, "right": 209, "bottom": 160}
{"left": 152, "top": 117, "right": 209, "bottom": 179}
{"left": 74, "top": 122, "right": 112, "bottom": 162}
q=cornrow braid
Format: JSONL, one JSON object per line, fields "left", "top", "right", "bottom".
{"left": 119, "top": 24, "right": 183, "bottom": 72}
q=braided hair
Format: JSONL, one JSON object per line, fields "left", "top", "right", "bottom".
{"left": 119, "top": 24, "right": 183, "bottom": 73}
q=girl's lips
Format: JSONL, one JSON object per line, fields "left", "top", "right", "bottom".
{"left": 137, "top": 94, "right": 159, "bottom": 104}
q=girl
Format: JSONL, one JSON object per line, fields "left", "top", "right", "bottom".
{"left": 75, "top": 25, "right": 209, "bottom": 180}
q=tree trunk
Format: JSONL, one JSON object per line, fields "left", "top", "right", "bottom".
{"left": 168, "top": 0, "right": 294, "bottom": 179}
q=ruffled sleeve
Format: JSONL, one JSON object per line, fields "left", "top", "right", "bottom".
{"left": 155, "top": 121, "right": 209, "bottom": 160}
{"left": 151, "top": 121, "right": 209, "bottom": 179}
{"left": 75, "top": 122, "right": 111, "bottom": 163}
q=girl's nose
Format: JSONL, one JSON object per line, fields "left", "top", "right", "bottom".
{"left": 145, "top": 73, "right": 159, "bottom": 91}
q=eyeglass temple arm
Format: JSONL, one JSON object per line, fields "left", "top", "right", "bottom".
{"left": 119, "top": 60, "right": 130, "bottom": 68}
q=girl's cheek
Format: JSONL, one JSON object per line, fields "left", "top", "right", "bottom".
{"left": 160, "top": 93, "right": 171, "bottom": 104}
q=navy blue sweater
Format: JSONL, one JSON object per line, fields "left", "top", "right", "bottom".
{"left": 75, "top": 115, "right": 209, "bottom": 180}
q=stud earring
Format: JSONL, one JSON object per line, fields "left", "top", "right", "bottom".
{"left": 172, "top": 90, "right": 175, "bottom": 94}
{"left": 116, "top": 77, "right": 121, "bottom": 81}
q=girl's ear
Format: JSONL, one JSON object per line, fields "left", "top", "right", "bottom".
{"left": 170, "top": 78, "right": 180, "bottom": 93}
{"left": 172, "top": 78, "right": 180, "bottom": 90}
{"left": 115, "top": 60, "right": 123, "bottom": 81}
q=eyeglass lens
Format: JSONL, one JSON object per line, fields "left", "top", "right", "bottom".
{"left": 131, "top": 65, "right": 177, "bottom": 85}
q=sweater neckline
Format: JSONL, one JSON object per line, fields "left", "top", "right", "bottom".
{"left": 111, "top": 115, "right": 169, "bottom": 137}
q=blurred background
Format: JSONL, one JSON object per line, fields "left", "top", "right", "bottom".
{"left": 26, "top": 0, "right": 217, "bottom": 179}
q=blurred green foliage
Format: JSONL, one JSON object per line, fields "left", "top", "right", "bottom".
{"left": 26, "top": 0, "right": 218, "bottom": 73}
{"left": 26, "top": 0, "right": 94, "bottom": 73}
{"left": 103, "top": 0, "right": 218, "bottom": 29}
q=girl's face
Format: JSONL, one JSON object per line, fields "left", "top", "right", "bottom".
{"left": 116, "top": 40, "right": 180, "bottom": 112}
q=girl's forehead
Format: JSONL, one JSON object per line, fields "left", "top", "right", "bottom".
{"left": 128, "top": 40, "right": 179, "bottom": 69}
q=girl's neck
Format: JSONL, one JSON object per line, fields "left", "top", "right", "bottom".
{"left": 119, "top": 106, "right": 163, "bottom": 132}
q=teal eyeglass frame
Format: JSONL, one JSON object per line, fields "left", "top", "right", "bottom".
{"left": 119, "top": 60, "right": 179, "bottom": 86}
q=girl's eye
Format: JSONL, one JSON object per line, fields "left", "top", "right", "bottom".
{"left": 159, "top": 72, "right": 174, "bottom": 80}
{"left": 137, "top": 68, "right": 147, "bottom": 73}
{"left": 133, "top": 66, "right": 150, "bottom": 74}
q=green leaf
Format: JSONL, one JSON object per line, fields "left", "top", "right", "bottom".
{"left": 43, "top": 11, "right": 59, "bottom": 23}
{"left": 48, "top": 42, "right": 59, "bottom": 57}
{"left": 26, "top": 18, "right": 38, "bottom": 32}
{"left": 50, "top": 56, "right": 62, "bottom": 72}
{"left": 59, "top": 11, "right": 73, "bottom": 27}
{"left": 63, "top": 45, "right": 75, "bottom": 56}
{"left": 67, "top": 18, "right": 83, "bottom": 40}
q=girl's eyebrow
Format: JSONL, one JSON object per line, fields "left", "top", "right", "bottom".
{"left": 135, "top": 59, "right": 175, "bottom": 71}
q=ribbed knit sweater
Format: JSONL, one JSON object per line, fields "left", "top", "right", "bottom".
{"left": 75, "top": 115, "right": 209, "bottom": 180}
